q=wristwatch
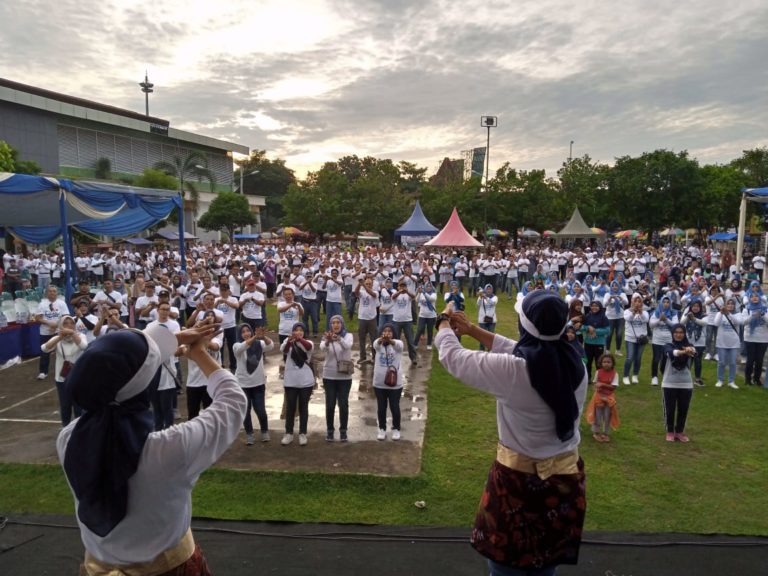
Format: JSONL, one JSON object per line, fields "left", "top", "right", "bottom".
{"left": 435, "top": 313, "right": 451, "bottom": 330}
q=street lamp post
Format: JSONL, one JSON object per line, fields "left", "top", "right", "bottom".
{"left": 480, "top": 116, "right": 498, "bottom": 228}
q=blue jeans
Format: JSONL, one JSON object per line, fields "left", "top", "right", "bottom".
{"left": 56, "top": 380, "right": 82, "bottom": 426}
{"left": 479, "top": 322, "right": 496, "bottom": 350}
{"left": 716, "top": 347, "right": 738, "bottom": 383}
{"left": 606, "top": 318, "right": 624, "bottom": 352}
{"left": 623, "top": 340, "right": 647, "bottom": 377}
{"left": 302, "top": 299, "right": 320, "bottom": 335}
{"left": 414, "top": 317, "right": 436, "bottom": 347}
{"left": 324, "top": 378, "right": 352, "bottom": 433}
{"left": 325, "top": 301, "right": 342, "bottom": 329}
{"left": 243, "top": 386, "right": 268, "bottom": 434}
{"left": 377, "top": 313, "right": 393, "bottom": 333}
{"left": 705, "top": 325, "right": 718, "bottom": 356}
{"left": 488, "top": 559, "right": 556, "bottom": 576}
{"left": 393, "top": 321, "right": 417, "bottom": 361}
{"left": 151, "top": 388, "right": 175, "bottom": 431}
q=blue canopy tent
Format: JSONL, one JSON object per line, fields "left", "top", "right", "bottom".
{"left": 233, "top": 233, "right": 261, "bottom": 240}
{"left": 736, "top": 187, "right": 768, "bottom": 270}
{"left": 394, "top": 200, "right": 439, "bottom": 244}
{"left": 0, "top": 172, "right": 183, "bottom": 302}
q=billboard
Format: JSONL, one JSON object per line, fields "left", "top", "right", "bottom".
{"left": 461, "top": 147, "right": 486, "bottom": 181}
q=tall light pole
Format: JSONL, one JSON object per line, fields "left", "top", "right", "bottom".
{"left": 480, "top": 116, "right": 498, "bottom": 228}
{"left": 569, "top": 140, "right": 574, "bottom": 162}
{"left": 139, "top": 71, "right": 154, "bottom": 116}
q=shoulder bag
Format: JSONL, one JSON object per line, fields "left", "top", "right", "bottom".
{"left": 330, "top": 339, "right": 354, "bottom": 375}
{"left": 383, "top": 342, "right": 398, "bottom": 387}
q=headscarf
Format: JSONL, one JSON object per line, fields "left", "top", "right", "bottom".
{"left": 654, "top": 295, "right": 673, "bottom": 318}
{"left": 237, "top": 323, "right": 263, "bottom": 375}
{"left": 683, "top": 298, "right": 705, "bottom": 342}
{"left": 746, "top": 295, "right": 768, "bottom": 335}
{"left": 607, "top": 281, "right": 624, "bottom": 314}
{"left": 666, "top": 323, "right": 692, "bottom": 371}
{"left": 62, "top": 325, "right": 176, "bottom": 537}
{"left": 285, "top": 322, "right": 311, "bottom": 368}
{"left": 329, "top": 314, "right": 348, "bottom": 337}
{"left": 521, "top": 281, "right": 533, "bottom": 297}
{"left": 584, "top": 300, "right": 609, "bottom": 328}
{"left": 514, "top": 291, "right": 585, "bottom": 442}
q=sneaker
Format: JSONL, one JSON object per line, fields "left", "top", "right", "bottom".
{"left": 622, "top": 376, "right": 630, "bottom": 386}
{"left": 173, "top": 409, "right": 181, "bottom": 420}
{"left": 299, "top": 434, "right": 308, "bottom": 446}
{"left": 326, "top": 431, "right": 334, "bottom": 442}
{"left": 740, "top": 356, "right": 746, "bottom": 364}
{"left": 246, "top": 434, "right": 255, "bottom": 446}
{"left": 615, "top": 350, "right": 623, "bottom": 356}
{"left": 675, "top": 433, "right": 690, "bottom": 443}
{"left": 426, "top": 345, "right": 432, "bottom": 351}
{"left": 632, "top": 375, "right": 639, "bottom": 384}
{"left": 704, "top": 353, "right": 712, "bottom": 361}
{"left": 377, "top": 429, "right": 386, "bottom": 441}
{"left": 665, "top": 433, "right": 675, "bottom": 442}
{"left": 715, "top": 381, "right": 723, "bottom": 388}
{"left": 651, "top": 376, "right": 659, "bottom": 386}
{"left": 392, "top": 429, "right": 401, "bottom": 441}
{"left": 36, "top": 372, "right": 46, "bottom": 380}
{"left": 281, "top": 433, "right": 294, "bottom": 445}
{"left": 261, "top": 431, "right": 271, "bottom": 442}
{"left": 340, "top": 430, "right": 348, "bottom": 442}
{"left": 727, "top": 381, "right": 739, "bottom": 389}
{"left": 713, "top": 354, "right": 719, "bottom": 362}
{"left": 695, "top": 378, "right": 705, "bottom": 387}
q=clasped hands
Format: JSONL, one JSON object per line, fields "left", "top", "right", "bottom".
{"left": 439, "top": 302, "right": 472, "bottom": 337}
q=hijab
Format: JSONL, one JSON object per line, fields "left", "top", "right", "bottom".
{"left": 514, "top": 291, "right": 585, "bottom": 442}
{"left": 62, "top": 325, "right": 176, "bottom": 537}
{"left": 285, "top": 322, "right": 311, "bottom": 369}
{"left": 746, "top": 295, "right": 768, "bottom": 335}
{"left": 238, "top": 323, "right": 263, "bottom": 375}
{"left": 683, "top": 298, "right": 705, "bottom": 342}
{"left": 667, "top": 323, "right": 693, "bottom": 371}
{"left": 329, "top": 314, "right": 348, "bottom": 337}
{"left": 584, "top": 300, "right": 609, "bottom": 328}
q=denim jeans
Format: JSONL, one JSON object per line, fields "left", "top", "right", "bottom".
{"left": 705, "top": 324, "right": 718, "bottom": 356}
{"left": 716, "top": 347, "right": 738, "bottom": 383}
{"left": 302, "top": 299, "right": 320, "bottom": 335}
{"left": 623, "top": 340, "right": 647, "bottom": 377}
{"left": 479, "top": 322, "right": 496, "bottom": 350}
{"left": 377, "top": 313, "right": 393, "bottom": 333}
{"left": 487, "top": 559, "right": 556, "bottom": 576}
{"left": 414, "top": 317, "right": 436, "bottom": 347}
{"left": 39, "top": 334, "right": 54, "bottom": 375}
{"left": 325, "top": 301, "right": 342, "bottom": 330}
{"left": 151, "top": 388, "right": 176, "bottom": 431}
{"left": 393, "top": 321, "right": 417, "bottom": 361}
{"left": 243, "top": 386, "right": 269, "bottom": 434}
{"left": 324, "top": 378, "right": 352, "bottom": 433}
{"left": 222, "top": 326, "right": 237, "bottom": 372}
{"left": 375, "top": 386, "right": 402, "bottom": 430}
{"left": 358, "top": 318, "right": 378, "bottom": 361}
{"left": 606, "top": 318, "right": 624, "bottom": 352}
{"left": 56, "top": 380, "right": 82, "bottom": 426}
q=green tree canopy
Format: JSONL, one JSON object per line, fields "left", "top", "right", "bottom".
{"left": 0, "top": 141, "right": 14, "bottom": 172}
{"left": 235, "top": 150, "right": 297, "bottom": 230}
{"left": 198, "top": 191, "right": 256, "bottom": 241}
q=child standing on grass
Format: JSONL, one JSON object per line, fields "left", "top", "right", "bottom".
{"left": 586, "top": 353, "right": 620, "bottom": 443}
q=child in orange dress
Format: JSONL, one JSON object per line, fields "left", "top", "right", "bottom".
{"left": 586, "top": 352, "right": 620, "bottom": 442}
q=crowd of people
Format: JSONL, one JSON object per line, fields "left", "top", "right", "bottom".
{"left": 3, "top": 238, "right": 766, "bottom": 446}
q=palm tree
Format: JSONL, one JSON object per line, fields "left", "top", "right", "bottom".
{"left": 155, "top": 151, "right": 217, "bottom": 233}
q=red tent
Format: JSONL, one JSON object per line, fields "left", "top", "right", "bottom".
{"left": 425, "top": 208, "right": 483, "bottom": 247}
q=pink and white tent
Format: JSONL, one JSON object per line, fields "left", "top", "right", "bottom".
{"left": 425, "top": 208, "right": 482, "bottom": 247}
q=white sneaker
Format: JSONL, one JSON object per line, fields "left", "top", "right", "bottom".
{"left": 615, "top": 350, "right": 623, "bottom": 356}
{"left": 426, "top": 345, "right": 432, "bottom": 351}
{"left": 651, "top": 376, "right": 659, "bottom": 386}
{"left": 704, "top": 353, "right": 712, "bottom": 361}
{"left": 715, "top": 381, "right": 723, "bottom": 388}
{"left": 36, "top": 372, "right": 46, "bottom": 380}
{"left": 392, "top": 429, "right": 401, "bottom": 441}
{"left": 377, "top": 429, "right": 386, "bottom": 441}
{"left": 739, "top": 356, "right": 746, "bottom": 364}
{"left": 281, "top": 433, "right": 294, "bottom": 445}
{"left": 713, "top": 354, "right": 719, "bottom": 362}
{"left": 246, "top": 434, "right": 255, "bottom": 446}
{"left": 299, "top": 433, "right": 308, "bottom": 446}
{"left": 622, "top": 377, "right": 630, "bottom": 385}
{"left": 727, "top": 382, "right": 739, "bottom": 389}
{"left": 632, "top": 375, "right": 639, "bottom": 384}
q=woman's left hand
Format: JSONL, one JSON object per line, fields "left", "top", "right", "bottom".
{"left": 449, "top": 312, "right": 472, "bottom": 336}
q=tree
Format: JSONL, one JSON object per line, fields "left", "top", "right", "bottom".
{"left": 235, "top": 150, "right": 296, "bottom": 230}
{"left": 134, "top": 168, "right": 181, "bottom": 226}
{"left": 0, "top": 141, "right": 14, "bottom": 172}
{"left": 198, "top": 191, "right": 256, "bottom": 241}
{"left": 94, "top": 157, "right": 111, "bottom": 179}
{"left": 154, "top": 151, "right": 216, "bottom": 232}
{"left": 696, "top": 164, "right": 748, "bottom": 232}
{"left": 557, "top": 155, "right": 611, "bottom": 227}
{"left": 731, "top": 147, "right": 768, "bottom": 188}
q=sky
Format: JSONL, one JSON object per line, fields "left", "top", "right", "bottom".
{"left": 2, "top": 0, "right": 767, "bottom": 179}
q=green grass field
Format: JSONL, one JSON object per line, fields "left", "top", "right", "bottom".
{"left": 2, "top": 294, "right": 767, "bottom": 535}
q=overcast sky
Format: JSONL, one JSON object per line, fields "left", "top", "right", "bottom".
{"left": 2, "top": 0, "right": 766, "bottom": 178}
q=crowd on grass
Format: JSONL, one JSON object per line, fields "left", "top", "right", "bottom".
{"left": 4, "top": 237, "right": 767, "bottom": 445}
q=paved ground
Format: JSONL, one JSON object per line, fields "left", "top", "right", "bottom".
{"left": 0, "top": 337, "right": 432, "bottom": 475}
{"left": 1, "top": 514, "right": 766, "bottom": 575}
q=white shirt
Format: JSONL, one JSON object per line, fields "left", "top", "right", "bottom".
{"left": 56, "top": 369, "right": 246, "bottom": 565}
{"left": 233, "top": 339, "right": 274, "bottom": 387}
{"left": 36, "top": 299, "right": 71, "bottom": 336}
{"left": 239, "top": 289, "right": 265, "bottom": 320}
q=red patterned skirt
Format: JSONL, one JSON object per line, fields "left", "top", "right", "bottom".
{"left": 80, "top": 545, "right": 211, "bottom": 576}
{"left": 471, "top": 458, "right": 586, "bottom": 569}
